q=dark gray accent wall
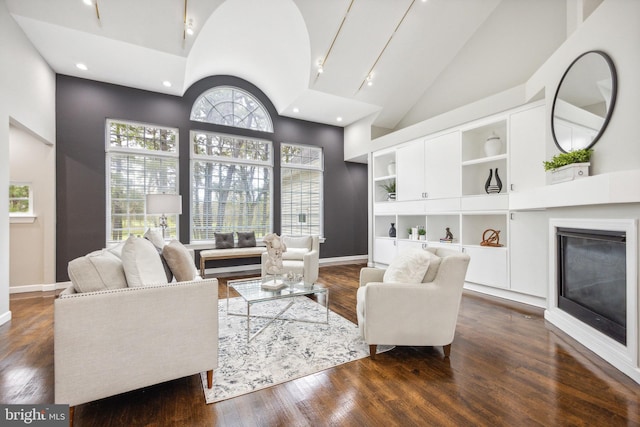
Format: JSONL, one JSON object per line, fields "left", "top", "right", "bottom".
{"left": 56, "top": 74, "right": 367, "bottom": 281}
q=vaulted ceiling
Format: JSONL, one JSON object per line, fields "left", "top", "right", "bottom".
{"left": 6, "top": 0, "right": 566, "bottom": 130}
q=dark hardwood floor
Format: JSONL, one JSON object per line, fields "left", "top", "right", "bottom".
{"left": 1, "top": 264, "right": 639, "bottom": 426}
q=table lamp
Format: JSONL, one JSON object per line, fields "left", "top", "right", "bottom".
{"left": 145, "top": 193, "right": 182, "bottom": 238}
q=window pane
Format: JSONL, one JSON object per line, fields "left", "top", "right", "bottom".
{"left": 281, "top": 143, "right": 323, "bottom": 236}
{"left": 190, "top": 86, "right": 273, "bottom": 133}
{"left": 9, "top": 184, "right": 31, "bottom": 214}
{"left": 192, "top": 132, "right": 271, "bottom": 164}
{"left": 107, "top": 120, "right": 179, "bottom": 244}
{"left": 191, "top": 160, "right": 271, "bottom": 242}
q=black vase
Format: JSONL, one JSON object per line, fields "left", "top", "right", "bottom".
{"left": 389, "top": 223, "right": 396, "bottom": 238}
{"left": 484, "top": 168, "right": 503, "bottom": 194}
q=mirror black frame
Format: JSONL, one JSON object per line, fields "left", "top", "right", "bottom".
{"left": 551, "top": 50, "right": 617, "bottom": 153}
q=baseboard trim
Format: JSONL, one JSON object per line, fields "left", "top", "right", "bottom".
{"left": 319, "top": 255, "right": 368, "bottom": 266}
{"left": 0, "top": 310, "right": 12, "bottom": 326}
{"left": 9, "top": 282, "right": 71, "bottom": 294}
{"left": 463, "top": 282, "right": 546, "bottom": 308}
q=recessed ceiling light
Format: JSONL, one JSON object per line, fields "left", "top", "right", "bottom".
{"left": 76, "top": 63, "right": 88, "bottom": 71}
{"left": 83, "top": 0, "right": 93, "bottom": 5}
{"left": 162, "top": 81, "right": 172, "bottom": 88}
{"left": 293, "top": 107, "right": 299, "bottom": 113}
{"left": 336, "top": 117, "right": 343, "bottom": 122}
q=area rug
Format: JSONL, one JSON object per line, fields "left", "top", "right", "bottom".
{"left": 200, "top": 296, "right": 382, "bottom": 403}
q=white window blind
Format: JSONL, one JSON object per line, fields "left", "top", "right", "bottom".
{"left": 191, "top": 131, "right": 272, "bottom": 242}
{"left": 281, "top": 143, "right": 323, "bottom": 237}
{"left": 106, "top": 120, "right": 179, "bottom": 243}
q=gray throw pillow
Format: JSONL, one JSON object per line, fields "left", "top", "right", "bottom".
{"left": 236, "top": 231, "right": 256, "bottom": 248}
{"left": 214, "top": 232, "right": 234, "bottom": 249}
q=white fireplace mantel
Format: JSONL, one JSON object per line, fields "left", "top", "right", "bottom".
{"left": 510, "top": 169, "right": 640, "bottom": 210}
{"left": 546, "top": 218, "right": 639, "bottom": 384}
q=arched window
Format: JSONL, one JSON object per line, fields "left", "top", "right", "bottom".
{"left": 190, "top": 86, "right": 273, "bottom": 132}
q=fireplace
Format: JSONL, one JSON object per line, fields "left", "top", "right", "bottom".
{"left": 546, "top": 218, "right": 638, "bottom": 384}
{"left": 556, "top": 227, "right": 626, "bottom": 344}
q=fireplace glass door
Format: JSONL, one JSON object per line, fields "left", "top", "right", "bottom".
{"left": 557, "top": 227, "right": 626, "bottom": 344}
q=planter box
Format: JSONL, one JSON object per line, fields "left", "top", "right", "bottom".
{"left": 549, "top": 162, "right": 590, "bottom": 184}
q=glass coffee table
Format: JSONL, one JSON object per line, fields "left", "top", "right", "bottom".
{"left": 226, "top": 277, "right": 329, "bottom": 342}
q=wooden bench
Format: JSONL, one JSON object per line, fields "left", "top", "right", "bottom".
{"left": 199, "top": 247, "right": 267, "bottom": 278}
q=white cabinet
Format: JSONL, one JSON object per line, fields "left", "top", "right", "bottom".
{"left": 425, "top": 132, "right": 461, "bottom": 199}
{"left": 396, "top": 140, "right": 424, "bottom": 201}
{"left": 373, "top": 238, "right": 396, "bottom": 265}
{"left": 463, "top": 246, "right": 509, "bottom": 288}
{"left": 509, "top": 104, "right": 546, "bottom": 192}
{"left": 509, "top": 211, "right": 547, "bottom": 297}
{"left": 396, "top": 132, "right": 460, "bottom": 201}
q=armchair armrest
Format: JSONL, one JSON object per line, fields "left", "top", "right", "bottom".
{"left": 359, "top": 267, "right": 385, "bottom": 287}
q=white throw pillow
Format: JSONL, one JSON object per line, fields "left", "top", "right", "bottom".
{"left": 143, "top": 228, "right": 166, "bottom": 249}
{"left": 121, "top": 235, "right": 168, "bottom": 287}
{"left": 383, "top": 248, "right": 432, "bottom": 284}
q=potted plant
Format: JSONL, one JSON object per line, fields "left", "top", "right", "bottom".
{"left": 379, "top": 180, "right": 396, "bottom": 200}
{"left": 543, "top": 148, "right": 593, "bottom": 184}
{"left": 418, "top": 227, "right": 426, "bottom": 241}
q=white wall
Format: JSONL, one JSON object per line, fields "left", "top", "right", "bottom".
{"left": 396, "top": 0, "right": 566, "bottom": 130}
{"left": 527, "top": 0, "right": 640, "bottom": 175}
{"left": 0, "top": 0, "right": 56, "bottom": 325}
{"left": 9, "top": 124, "right": 56, "bottom": 288}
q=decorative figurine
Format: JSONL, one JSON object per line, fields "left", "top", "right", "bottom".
{"left": 480, "top": 229, "right": 504, "bottom": 247}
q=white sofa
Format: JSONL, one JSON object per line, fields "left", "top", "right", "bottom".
{"left": 356, "top": 247, "right": 470, "bottom": 358}
{"left": 261, "top": 235, "right": 320, "bottom": 285}
{"left": 54, "top": 232, "right": 219, "bottom": 425}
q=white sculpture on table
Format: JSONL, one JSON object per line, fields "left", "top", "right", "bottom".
{"left": 263, "top": 233, "right": 287, "bottom": 281}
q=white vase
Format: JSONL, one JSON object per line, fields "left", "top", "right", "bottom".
{"left": 387, "top": 161, "right": 396, "bottom": 176}
{"left": 484, "top": 133, "right": 502, "bottom": 157}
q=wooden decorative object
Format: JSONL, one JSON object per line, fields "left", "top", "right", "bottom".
{"left": 480, "top": 229, "right": 504, "bottom": 247}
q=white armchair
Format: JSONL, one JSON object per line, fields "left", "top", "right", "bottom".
{"left": 261, "top": 235, "right": 320, "bottom": 285}
{"left": 356, "top": 247, "right": 470, "bottom": 358}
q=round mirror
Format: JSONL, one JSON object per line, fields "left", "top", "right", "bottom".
{"left": 551, "top": 50, "right": 617, "bottom": 153}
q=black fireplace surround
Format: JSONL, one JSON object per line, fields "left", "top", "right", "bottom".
{"left": 557, "top": 227, "right": 627, "bottom": 344}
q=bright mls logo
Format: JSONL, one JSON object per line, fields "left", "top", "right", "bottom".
{"left": 1, "top": 405, "right": 68, "bottom": 426}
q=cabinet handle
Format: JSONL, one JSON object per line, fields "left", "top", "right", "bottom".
{"left": 510, "top": 212, "right": 514, "bottom": 220}
{"left": 510, "top": 184, "right": 514, "bottom": 191}
{"left": 424, "top": 192, "right": 429, "bottom": 199}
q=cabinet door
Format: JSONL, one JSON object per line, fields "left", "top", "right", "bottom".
{"left": 424, "top": 132, "right": 461, "bottom": 199}
{"left": 373, "top": 238, "right": 397, "bottom": 265}
{"left": 509, "top": 105, "right": 545, "bottom": 192}
{"left": 509, "top": 211, "right": 547, "bottom": 297}
{"left": 396, "top": 141, "right": 425, "bottom": 201}
{"left": 463, "top": 246, "right": 508, "bottom": 288}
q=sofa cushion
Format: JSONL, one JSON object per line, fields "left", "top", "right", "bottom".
{"left": 121, "top": 236, "right": 168, "bottom": 287}
{"left": 144, "top": 228, "right": 166, "bottom": 249}
{"left": 68, "top": 249, "right": 128, "bottom": 293}
{"left": 107, "top": 241, "right": 125, "bottom": 259}
{"left": 383, "top": 248, "right": 432, "bottom": 284}
{"left": 236, "top": 231, "right": 256, "bottom": 248}
{"left": 162, "top": 240, "right": 199, "bottom": 282}
{"left": 214, "top": 232, "right": 234, "bottom": 249}
{"left": 282, "top": 235, "right": 312, "bottom": 250}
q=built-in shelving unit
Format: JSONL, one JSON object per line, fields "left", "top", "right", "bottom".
{"left": 461, "top": 119, "right": 508, "bottom": 198}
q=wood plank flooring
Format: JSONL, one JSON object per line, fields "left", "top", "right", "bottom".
{"left": 1, "top": 263, "right": 639, "bottom": 426}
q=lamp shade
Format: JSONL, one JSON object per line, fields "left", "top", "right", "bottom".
{"left": 145, "top": 194, "right": 182, "bottom": 214}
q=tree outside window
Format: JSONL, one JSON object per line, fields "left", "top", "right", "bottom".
{"left": 9, "top": 183, "right": 32, "bottom": 216}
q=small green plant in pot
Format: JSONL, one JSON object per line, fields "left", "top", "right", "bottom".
{"left": 418, "top": 227, "right": 426, "bottom": 240}
{"left": 379, "top": 180, "right": 396, "bottom": 200}
{"left": 543, "top": 148, "right": 593, "bottom": 171}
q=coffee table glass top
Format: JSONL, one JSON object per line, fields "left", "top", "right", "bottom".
{"left": 228, "top": 277, "right": 326, "bottom": 303}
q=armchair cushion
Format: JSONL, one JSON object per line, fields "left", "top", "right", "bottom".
{"left": 282, "top": 235, "right": 312, "bottom": 250}
{"left": 383, "top": 248, "right": 433, "bottom": 284}
{"left": 143, "top": 228, "right": 166, "bottom": 249}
